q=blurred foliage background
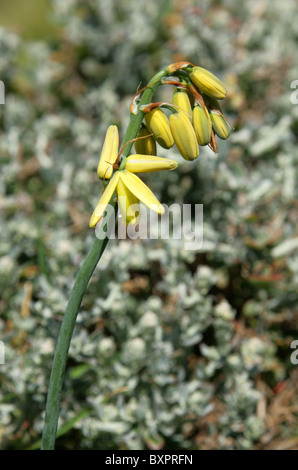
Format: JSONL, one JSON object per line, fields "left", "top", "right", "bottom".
{"left": 0, "top": 0, "right": 297, "bottom": 450}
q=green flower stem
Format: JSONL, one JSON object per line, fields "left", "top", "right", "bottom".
{"left": 119, "top": 68, "right": 169, "bottom": 166}
{"left": 41, "top": 229, "right": 112, "bottom": 450}
{"left": 41, "top": 67, "right": 170, "bottom": 450}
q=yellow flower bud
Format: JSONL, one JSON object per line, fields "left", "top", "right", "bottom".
{"left": 97, "top": 125, "right": 119, "bottom": 180}
{"left": 192, "top": 105, "right": 212, "bottom": 146}
{"left": 125, "top": 155, "right": 178, "bottom": 173}
{"left": 209, "top": 110, "right": 231, "bottom": 140}
{"left": 169, "top": 110, "right": 199, "bottom": 161}
{"left": 190, "top": 66, "right": 227, "bottom": 100}
{"left": 172, "top": 88, "right": 192, "bottom": 120}
{"left": 134, "top": 124, "right": 156, "bottom": 155}
{"left": 144, "top": 108, "right": 174, "bottom": 149}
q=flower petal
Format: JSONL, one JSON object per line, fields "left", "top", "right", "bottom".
{"left": 120, "top": 170, "right": 164, "bottom": 215}
{"left": 116, "top": 177, "right": 140, "bottom": 225}
{"left": 89, "top": 171, "right": 120, "bottom": 228}
{"left": 97, "top": 125, "right": 119, "bottom": 180}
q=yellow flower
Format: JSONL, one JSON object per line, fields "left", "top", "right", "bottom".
{"left": 116, "top": 176, "right": 140, "bottom": 225}
{"left": 97, "top": 125, "right": 119, "bottom": 180}
{"left": 192, "top": 105, "right": 212, "bottom": 146}
{"left": 90, "top": 171, "right": 120, "bottom": 228}
{"left": 125, "top": 154, "right": 177, "bottom": 173}
{"left": 190, "top": 66, "right": 227, "bottom": 100}
{"left": 91, "top": 121, "right": 179, "bottom": 227}
{"left": 209, "top": 110, "right": 231, "bottom": 140}
{"left": 134, "top": 124, "right": 157, "bottom": 155}
{"left": 172, "top": 88, "right": 192, "bottom": 120}
{"left": 169, "top": 110, "right": 199, "bottom": 161}
{"left": 144, "top": 108, "right": 174, "bottom": 149}
{"left": 89, "top": 170, "right": 165, "bottom": 228}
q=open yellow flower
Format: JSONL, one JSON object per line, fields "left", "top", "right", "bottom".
{"left": 89, "top": 169, "right": 166, "bottom": 228}
{"left": 91, "top": 124, "right": 178, "bottom": 227}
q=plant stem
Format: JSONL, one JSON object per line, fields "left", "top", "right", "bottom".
{"left": 41, "top": 232, "right": 110, "bottom": 450}
{"left": 120, "top": 68, "right": 169, "bottom": 162}
{"left": 41, "top": 67, "right": 169, "bottom": 450}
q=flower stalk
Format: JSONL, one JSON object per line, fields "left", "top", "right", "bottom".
{"left": 41, "top": 219, "right": 114, "bottom": 450}
{"left": 41, "top": 67, "right": 170, "bottom": 450}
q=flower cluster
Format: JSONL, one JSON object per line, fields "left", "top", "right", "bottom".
{"left": 89, "top": 125, "right": 177, "bottom": 227}
{"left": 141, "top": 64, "right": 232, "bottom": 160}
{"left": 90, "top": 63, "right": 232, "bottom": 228}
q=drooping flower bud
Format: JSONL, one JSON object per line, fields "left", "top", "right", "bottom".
{"left": 169, "top": 110, "right": 199, "bottom": 161}
{"left": 209, "top": 110, "right": 231, "bottom": 140}
{"left": 134, "top": 124, "right": 156, "bottom": 155}
{"left": 144, "top": 108, "right": 174, "bottom": 149}
{"left": 97, "top": 125, "right": 119, "bottom": 180}
{"left": 192, "top": 105, "right": 212, "bottom": 146}
{"left": 172, "top": 88, "right": 192, "bottom": 120}
{"left": 189, "top": 66, "right": 227, "bottom": 100}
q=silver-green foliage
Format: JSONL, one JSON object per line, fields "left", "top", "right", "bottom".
{"left": 0, "top": 0, "right": 297, "bottom": 450}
